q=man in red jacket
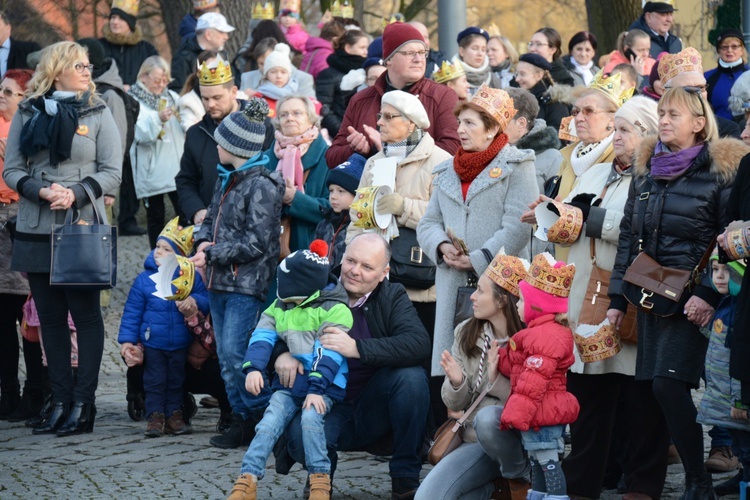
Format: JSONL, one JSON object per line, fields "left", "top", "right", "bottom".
{"left": 325, "top": 22, "right": 460, "bottom": 167}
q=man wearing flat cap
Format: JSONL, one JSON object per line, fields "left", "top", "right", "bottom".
{"left": 325, "top": 22, "right": 460, "bottom": 167}
{"left": 628, "top": 0, "right": 682, "bottom": 59}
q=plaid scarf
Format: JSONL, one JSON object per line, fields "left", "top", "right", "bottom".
{"left": 383, "top": 129, "right": 423, "bottom": 159}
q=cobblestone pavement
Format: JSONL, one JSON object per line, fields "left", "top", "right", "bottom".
{"left": 0, "top": 215, "right": 742, "bottom": 499}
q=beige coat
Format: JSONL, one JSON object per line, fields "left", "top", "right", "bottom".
{"left": 441, "top": 320, "right": 512, "bottom": 442}
{"left": 346, "top": 132, "right": 451, "bottom": 302}
{"left": 564, "top": 161, "right": 636, "bottom": 375}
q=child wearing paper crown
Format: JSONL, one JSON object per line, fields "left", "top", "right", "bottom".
{"left": 227, "top": 240, "right": 353, "bottom": 500}
{"left": 314, "top": 153, "right": 366, "bottom": 272}
{"left": 697, "top": 252, "right": 750, "bottom": 496}
{"left": 252, "top": 43, "right": 322, "bottom": 117}
{"left": 118, "top": 218, "right": 209, "bottom": 438}
{"left": 497, "top": 253, "right": 579, "bottom": 500}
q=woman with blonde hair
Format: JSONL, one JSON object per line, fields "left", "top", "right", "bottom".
{"left": 129, "top": 55, "right": 185, "bottom": 248}
{"left": 488, "top": 35, "right": 517, "bottom": 88}
{"left": 2, "top": 41, "right": 122, "bottom": 436}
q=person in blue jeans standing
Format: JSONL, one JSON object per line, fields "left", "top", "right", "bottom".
{"left": 192, "top": 98, "right": 285, "bottom": 449}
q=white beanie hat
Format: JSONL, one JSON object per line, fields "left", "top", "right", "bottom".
{"left": 381, "top": 90, "right": 430, "bottom": 129}
{"left": 263, "top": 43, "right": 294, "bottom": 76}
{"left": 614, "top": 96, "right": 659, "bottom": 136}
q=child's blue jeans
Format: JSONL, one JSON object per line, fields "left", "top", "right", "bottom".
{"left": 241, "top": 389, "right": 334, "bottom": 478}
{"left": 521, "top": 424, "right": 566, "bottom": 454}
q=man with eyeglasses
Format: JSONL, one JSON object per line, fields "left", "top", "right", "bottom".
{"left": 705, "top": 29, "right": 749, "bottom": 121}
{"left": 659, "top": 47, "right": 741, "bottom": 140}
{"left": 325, "top": 22, "right": 459, "bottom": 167}
{"left": 0, "top": 11, "right": 40, "bottom": 79}
{"left": 628, "top": 0, "right": 682, "bottom": 59}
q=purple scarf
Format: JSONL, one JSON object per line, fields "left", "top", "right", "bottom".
{"left": 650, "top": 141, "right": 705, "bottom": 181}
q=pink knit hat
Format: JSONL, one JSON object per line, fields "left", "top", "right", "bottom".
{"left": 519, "top": 253, "right": 575, "bottom": 322}
{"left": 382, "top": 22, "right": 425, "bottom": 61}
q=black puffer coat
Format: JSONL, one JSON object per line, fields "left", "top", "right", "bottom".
{"left": 316, "top": 50, "right": 365, "bottom": 138}
{"left": 609, "top": 136, "right": 749, "bottom": 385}
{"left": 99, "top": 24, "right": 159, "bottom": 86}
{"left": 528, "top": 80, "right": 570, "bottom": 134}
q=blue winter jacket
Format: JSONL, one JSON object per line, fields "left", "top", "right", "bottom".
{"left": 118, "top": 251, "right": 210, "bottom": 351}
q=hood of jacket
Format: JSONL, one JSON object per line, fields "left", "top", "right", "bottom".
{"left": 102, "top": 23, "right": 144, "bottom": 46}
{"left": 326, "top": 49, "right": 366, "bottom": 74}
{"left": 515, "top": 118, "right": 561, "bottom": 154}
{"left": 94, "top": 58, "right": 125, "bottom": 90}
{"left": 634, "top": 135, "right": 750, "bottom": 183}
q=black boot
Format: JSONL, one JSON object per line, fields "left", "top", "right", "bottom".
{"left": 391, "top": 477, "right": 420, "bottom": 500}
{"left": 56, "top": 401, "right": 96, "bottom": 436}
{"left": 25, "top": 394, "right": 52, "bottom": 428}
{"left": 216, "top": 408, "right": 233, "bottom": 434}
{"left": 7, "top": 385, "right": 46, "bottom": 422}
{"left": 681, "top": 474, "right": 718, "bottom": 500}
{"left": 32, "top": 402, "right": 72, "bottom": 434}
{"left": 208, "top": 412, "right": 257, "bottom": 449}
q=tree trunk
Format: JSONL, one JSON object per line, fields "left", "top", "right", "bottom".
{"left": 585, "top": 0, "right": 641, "bottom": 54}
{"left": 400, "top": 0, "right": 432, "bottom": 21}
{"left": 213, "top": 2, "right": 255, "bottom": 61}
{"left": 157, "top": 0, "right": 191, "bottom": 53}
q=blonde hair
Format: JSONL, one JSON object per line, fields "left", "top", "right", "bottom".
{"left": 659, "top": 86, "right": 719, "bottom": 143}
{"left": 137, "top": 55, "right": 173, "bottom": 83}
{"left": 616, "top": 29, "right": 649, "bottom": 55}
{"left": 571, "top": 87, "right": 619, "bottom": 114}
{"left": 27, "top": 41, "right": 96, "bottom": 103}
{"left": 491, "top": 35, "right": 519, "bottom": 67}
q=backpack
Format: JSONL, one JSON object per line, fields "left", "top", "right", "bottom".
{"left": 96, "top": 82, "right": 140, "bottom": 155}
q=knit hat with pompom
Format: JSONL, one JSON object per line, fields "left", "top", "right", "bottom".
{"left": 277, "top": 240, "right": 331, "bottom": 301}
{"left": 214, "top": 97, "right": 269, "bottom": 159}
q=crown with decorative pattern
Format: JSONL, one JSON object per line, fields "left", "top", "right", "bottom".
{"left": 525, "top": 252, "right": 575, "bottom": 298}
{"left": 199, "top": 55, "right": 233, "bottom": 86}
{"left": 484, "top": 249, "right": 529, "bottom": 297}
{"left": 150, "top": 254, "right": 196, "bottom": 301}
{"left": 158, "top": 217, "right": 195, "bottom": 256}
{"left": 574, "top": 324, "right": 622, "bottom": 363}
{"left": 433, "top": 60, "right": 466, "bottom": 84}
{"left": 658, "top": 47, "right": 703, "bottom": 84}
{"left": 252, "top": 1, "right": 275, "bottom": 20}
{"left": 469, "top": 84, "right": 517, "bottom": 131}
{"left": 381, "top": 12, "right": 405, "bottom": 30}
{"left": 111, "top": 0, "right": 138, "bottom": 16}
{"left": 588, "top": 70, "right": 634, "bottom": 108}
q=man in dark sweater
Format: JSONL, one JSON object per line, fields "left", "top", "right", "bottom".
{"left": 277, "top": 233, "right": 432, "bottom": 500}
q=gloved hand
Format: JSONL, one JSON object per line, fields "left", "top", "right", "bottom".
{"left": 376, "top": 193, "right": 405, "bottom": 216}
{"left": 568, "top": 193, "right": 598, "bottom": 222}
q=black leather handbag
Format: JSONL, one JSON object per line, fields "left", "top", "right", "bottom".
{"left": 389, "top": 227, "right": 436, "bottom": 290}
{"left": 50, "top": 184, "right": 117, "bottom": 289}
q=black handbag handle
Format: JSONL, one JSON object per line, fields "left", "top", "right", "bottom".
{"left": 63, "top": 183, "right": 105, "bottom": 226}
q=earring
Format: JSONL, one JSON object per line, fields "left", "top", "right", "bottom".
{"left": 487, "top": 134, "right": 492, "bottom": 139}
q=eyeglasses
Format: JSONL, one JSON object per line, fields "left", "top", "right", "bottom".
{"left": 279, "top": 110, "right": 306, "bottom": 119}
{"left": 718, "top": 44, "right": 743, "bottom": 51}
{"left": 0, "top": 87, "right": 23, "bottom": 98}
{"left": 377, "top": 112, "right": 403, "bottom": 121}
{"left": 527, "top": 41, "right": 550, "bottom": 48}
{"left": 571, "top": 106, "right": 610, "bottom": 117}
{"left": 395, "top": 50, "right": 427, "bottom": 59}
{"left": 73, "top": 63, "right": 94, "bottom": 74}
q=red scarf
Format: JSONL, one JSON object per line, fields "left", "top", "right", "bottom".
{"left": 453, "top": 133, "right": 509, "bottom": 183}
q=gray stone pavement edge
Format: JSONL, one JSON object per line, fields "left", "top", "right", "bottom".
{"left": 0, "top": 209, "right": 742, "bottom": 499}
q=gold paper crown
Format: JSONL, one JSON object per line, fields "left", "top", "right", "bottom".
{"left": 330, "top": 0, "right": 342, "bottom": 17}
{"left": 484, "top": 251, "right": 529, "bottom": 297}
{"left": 111, "top": 0, "right": 139, "bottom": 16}
{"left": 199, "top": 56, "right": 233, "bottom": 86}
{"left": 382, "top": 13, "right": 405, "bottom": 30}
{"left": 159, "top": 217, "right": 195, "bottom": 256}
{"left": 469, "top": 84, "right": 517, "bottom": 131}
{"left": 341, "top": 1, "right": 354, "bottom": 18}
{"left": 350, "top": 186, "right": 380, "bottom": 229}
{"left": 588, "top": 70, "right": 634, "bottom": 108}
{"left": 545, "top": 200, "right": 584, "bottom": 246}
{"left": 252, "top": 1, "right": 275, "bottom": 20}
{"left": 168, "top": 256, "right": 196, "bottom": 301}
{"left": 487, "top": 23, "right": 501, "bottom": 38}
{"left": 658, "top": 47, "right": 703, "bottom": 85}
{"left": 193, "top": 0, "right": 218, "bottom": 9}
{"left": 433, "top": 60, "right": 466, "bottom": 84}
{"left": 525, "top": 253, "right": 575, "bottom": 298}
{"left": 574, "top": 324, "right": 622, "bottom": 363}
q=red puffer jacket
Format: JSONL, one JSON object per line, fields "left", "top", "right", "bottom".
{"left": 498, "top": 314, "right": 579, "bottom": 431}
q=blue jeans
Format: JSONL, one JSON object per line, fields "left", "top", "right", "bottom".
{"left": 209, "top": 291, "right": 270, "bottom": 418}
{"left": 474, "top": 405, "right": 531, "bottom": 479}
{"left": 143, "top": 346, "right": 187, "bottom": 417}
{"left": 521, "top": 425, "right": 565, "bottom": 453}
{"left": 242, "top": 390, "right": 333, "bottom": 478}
{"left": 286, "top": 366, "right": 429, "bottom": 479}
{"left": 709, "top": 425, "right": 733, "bottom": 448}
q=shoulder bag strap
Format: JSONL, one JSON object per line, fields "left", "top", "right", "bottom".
{"left": 589, "top": 183, "right": 611, "bottom": 263}
{"left": 79, "top": 183, "right": 105, "bottom": 225}
{"left": 456, "top": 386, "right": 491, "bottom": 426}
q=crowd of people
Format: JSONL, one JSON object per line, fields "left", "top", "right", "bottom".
{"left": 2, "top": 0, "right": 750, "bottom": 499}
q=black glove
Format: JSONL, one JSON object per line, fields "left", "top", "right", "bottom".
{"left": 568, "top": 193, "right": 598, "bottom": 222}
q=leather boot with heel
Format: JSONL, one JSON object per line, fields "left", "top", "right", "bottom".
{"left": 56, "top": 401, "right": 96, "bottom": 436}
{"left": 32, "top": 402, "right": 72, "bottom": 434}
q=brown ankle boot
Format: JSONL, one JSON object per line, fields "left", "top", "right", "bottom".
{"left": 165, "top": 409, "right": 193, "bottom": 435}
{"left": 507, "top": 478, "right": 531, "bottom": 500}
{"left": 308, "top": 473, "right": 331, "bottom": 500}
{"left": 144, "top": 412, "right": 165, "bottom": 438}
{"left": 227, "top": 473, "right": 257, "bottom": 500}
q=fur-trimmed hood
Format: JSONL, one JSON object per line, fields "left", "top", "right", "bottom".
{"left": 634, "top": 135, "right": 750, "bottom": 183}
{"left": 515, "top": 118, "right": 561, "bottom": 154}
{"left": 102, "top": 23, "right": 144, "bottom": 46}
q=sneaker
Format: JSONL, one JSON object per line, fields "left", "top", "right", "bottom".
{"left": 209, "top": 412, "right": 256, "bottom": 449}
{"left": 308, "top": 473, "right": 331, "bottom": 500}
{"left": 227, "top": 473, "right": 257, "bottom": 500}
{"left": 165, "top": 410, "right": 193, "bottom": 435}
{"left": 705, "top": 446, "right": 740, "bottom": 473}
{"left": 144, "top": 412, "right": 165, "bottom": 438}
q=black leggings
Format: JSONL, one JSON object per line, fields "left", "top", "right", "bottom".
{"left": 0, "top": 293, "right": 44, "bottom": 394}
{"left": 652, "top": 376, "right": 708, "bottom": 481}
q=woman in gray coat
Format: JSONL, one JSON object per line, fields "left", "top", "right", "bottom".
{"left": 2, "top": 42, "right": 123, "bottom": 436}
{"left": 418, "top": 85, "right": 539, "bottom": 375}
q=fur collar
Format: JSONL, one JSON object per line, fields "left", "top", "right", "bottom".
{"left": 634, "top": 135, "right": 750, "bottom": 183}
{"left": 515, "top": 119, "right": 561, "bottom": 154}
{"left": 102, "top": 23, "right": 143, "bottom": 46}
